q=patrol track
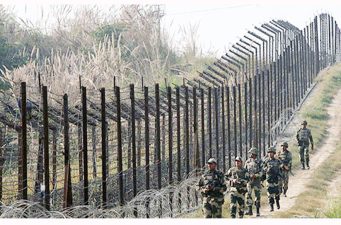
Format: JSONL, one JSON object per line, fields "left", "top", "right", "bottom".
{"left": 260, "top": 87, "right": 341, "bottom": 218}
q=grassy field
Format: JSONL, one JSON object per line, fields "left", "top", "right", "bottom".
{"left": 188, "top": 63, "right": 341, "bottom": 218}
{"left": 273, "top": 63, "right": 341, "bottom": 218}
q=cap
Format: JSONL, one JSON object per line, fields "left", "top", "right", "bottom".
{"left": 235, "top": 156, "right": 243, "bottom": 162}
{"left": 207, "top": 158, "right": 217, "bottom": 164}
{"left": 248, "top": 147, "right": 258, "bottom": 155}
{"left": 267, "top": 146, "right": 276, "bottom": 153}
{"left": 301, "top": 120, "right": 307, "bottom": 125}
{"left": 281, "top": 142, "right": 289, "bottom": 147}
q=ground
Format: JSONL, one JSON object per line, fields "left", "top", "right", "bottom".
{"left": 186, "top": 63, "right": 341, "bottom": 218}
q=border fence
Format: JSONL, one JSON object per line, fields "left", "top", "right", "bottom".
{"left": 0, "top": 13, "right": 340, "bottom": 218}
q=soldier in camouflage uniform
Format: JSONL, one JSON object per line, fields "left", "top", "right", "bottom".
{"left": 198, "top": 158, "right": 227, "bottom": 218}
{"left": 244, "top": 147, "right": 263, "bottom": 217}
{"left": 296, "top": 120, "right": 314, "bottom": 169}
{"left": 278, "top": 142, "right": 292, "bottom": 197}
{"left": 225, "top": 156, "right": 249, "bottom": 218}
{"left": 262, "top": 147, "right": 282, "bottom": 212}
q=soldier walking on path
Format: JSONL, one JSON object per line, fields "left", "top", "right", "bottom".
{"left": 296, "top": 120, "right": 314, "bottom": 169}
{"left": 226, "top": 156, "right": 249, "bottom": 218}
{"left": 244, "top": 147, "right": 263, "bottom": 217}
{"left": 198, "top": 158, "right": 227, "bottom": 218}
{"left": 278, "top": 142, "right": 292, "bottom": 197}
{"left": 262, "top": 147, "right": 282, "bottom": 212}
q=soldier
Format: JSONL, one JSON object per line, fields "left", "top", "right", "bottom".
{"left": 198, "top": 158, "right": 227, "bottom": 218}
{"left": 296, "top": 120, "right": 314, "bottom": 169}
{"left": 278, "top": 142, "right": 292, "bottom": 197}
{"left": 225, "top": 156, "right": 249, "bottom": 218}
{"left": 262, "top": 147, "right": 282, "bottom": 212}
{"left": 244, "top": 147, "right": 263, "bottom": 217}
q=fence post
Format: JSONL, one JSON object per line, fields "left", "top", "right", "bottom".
{"left": 63, "top": 94, "right": 72, "bottom": 208}
{"left": 144, "top": 86, "right": 150, "bottom": 218}
{"left": 193, "top": 87, "right": 199, "bottom": 169}
{"left": 208, "top": 87, "right": 212, "bottom": 158}
{"left": 115, "top": 86, "right": 124, "bottom": 209}
{"left": 238, "top": 83, "right": 242, "bottom": 158}
{"left": 20, "top": 82, "right": 28, "bottom": 200}
{"left": 200, "top": 88, "right": 205, "bottom": 167}
{"left": 130, "top": 84, "right": 137, "bottom": 199}
{"left": 232, "top": 85, "right": 237, "bottom": 158}
{"left": 176, "top": 87, "right": 182, "bottom": 213}
{"left": 81, "top": 86, "right": 89, "bottom": 205}
{"left": 226, "top": 86, "right": 231, "bottom": 168}
{"left": 167, "top": 86, "right": 173, "bottom": 217}
{"left": 214, "top": 88, "right": 219, "bottom": 167}
{"left": 42, "top": 86, "right": 50, "bottom": 210}
{"left": 155, "top": 84, "right": 162, "bottom": 192}
{"left": 244, "top": 81, "right": 248, "bottom": 157}
{"left": 100, "top": 88, "right": 107, "bottom": 208}
{"left": 221, "top": 86, "right": 226, "bottom": 172}
{"left": 184, "top": 86, "right": 190, "bottom": 176}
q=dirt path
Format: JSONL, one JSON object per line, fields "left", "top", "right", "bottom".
{"left": 260, "top": 88, "right": 341, "bottom": 217}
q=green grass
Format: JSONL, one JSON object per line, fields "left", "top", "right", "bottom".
{"left": 325, "top": 197, "right": 341, "bottom": 218}
{"left": 272, "top": 63, "right": 341, "bottom": 218}
{"left": 188, "top": 63, "right": 341, "bottom": 218}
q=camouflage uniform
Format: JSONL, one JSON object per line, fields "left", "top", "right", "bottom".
{"left": 278, "top": 142, "right": 292, "bottom": 197}
{"left": 226, "top": 157, "right": 249, "bottom": 218}
{"left": 198, "top": 159, "right": 227, "bottom": 218}
{"left": 244, "top": 147, "right": 263, "bottom": 216}
{"left": 296, "top": 121, "right": 313, "bottom": 169}
{"left": 262, "top": 147, "right": 282, "bottom": 211}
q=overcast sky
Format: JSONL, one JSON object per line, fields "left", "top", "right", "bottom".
{"left": 3, "top": 0, "right": 341, "bottom": 57}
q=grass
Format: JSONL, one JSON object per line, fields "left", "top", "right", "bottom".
{"left": 325, "top": 197, "right": 341, "bottom": 218}
{"left": 272, "top": 63, "right": 341, "bottom": 218}
{"left": 287, "top": 64, "right": 341, "bottom": 172}
{"left": 188, "top": 63, "right": 341, "bottom": 218}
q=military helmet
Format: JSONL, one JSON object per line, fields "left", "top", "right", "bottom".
{"left": 267, "top": 146, "right": 276, "bottom": 153}
{"left": 207, "top": 158, "right": 217, "bottom": 164}
{"left": 281, "top": 142, "right": 289, "bottom": 147}
{"left": 235, "top": 156, "right": 243, "bottom": 162}
{"left": 301, "top": 120, "right": 307, "bottom": 125}
{"left": 248, "top": 147, "right": 258, "bottom": 155}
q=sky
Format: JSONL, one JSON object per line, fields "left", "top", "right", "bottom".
{"left": 2, "top": 0, "right": 341, "bottom": 57}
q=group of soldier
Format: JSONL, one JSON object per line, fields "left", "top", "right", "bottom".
{"left": 198, "top": 120, "right": 314, "bottom": 218}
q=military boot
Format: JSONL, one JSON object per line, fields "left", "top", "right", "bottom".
{"left": 283, "top": 189, "right": 287, "bottom": 197}
{"left": 239, "top": 212, "right": 244, "bottom": 218}
{"left": 306, "top": 160, "right": 310, "bottom": 170}
{"left": 275, "top": 196, "right": 280, "bottom": 209}
{"left": 301, "top": 162, "right": 305, "bottom": 170}
{"left": 245, "top": 206, "right": 253, "bottom": 216}
{"left": 256, "top": 202, "right": 261, "bottom": 216}
{"left": 256, "top": 207, "right": 260, "bottom": 217}
{"left": 269, "top": 204, "right": 274, "bottom": 212}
